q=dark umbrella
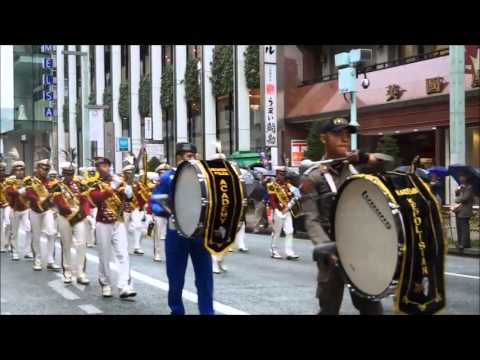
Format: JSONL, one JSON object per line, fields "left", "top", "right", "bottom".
{"left": 448, "top": 164, "right": 480, "bottom": 195}
{"left": 427, "top": 166, "right": 449, "bottom": 177}
{"left": 394, "top": 166, "right": 430, "bottom": 180}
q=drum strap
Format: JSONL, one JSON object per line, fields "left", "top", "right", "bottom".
{"left": 323, "top": 165, "right": 357, "bottom": 194}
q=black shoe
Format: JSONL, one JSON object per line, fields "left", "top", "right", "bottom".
{"left": 286, "top": 255, "right": 300, "bottom": 261}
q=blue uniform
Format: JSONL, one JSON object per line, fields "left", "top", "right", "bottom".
{"left": 156, "top": 169, "right": 214, "bottom": 315}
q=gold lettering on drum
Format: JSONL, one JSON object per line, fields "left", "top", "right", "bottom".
{"left": 407, "top": 198, "right": 429, "bottom": 276}
{"left": 219, "top": 179, "right": 230, "bottom": 225}
{"left": 395, "top": 187, "right": 419, "bottom": 196}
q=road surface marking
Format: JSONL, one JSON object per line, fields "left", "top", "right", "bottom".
{"left": 48, "top": 279, "right": 80, "bottom": 300}
{"left": 54, "top": 272, "right": 86, "bottom": 291}
{"left": 0, "top": 297, "right": 6, "bottom": 303}
{"left": 78, "top": 304, "right": 103, "bottom": 314}
{"left": 83, "top": 252, "right": 249, "bottom": 315}
{"left": 445, "top": 272, "right": 480, "bottom": 280}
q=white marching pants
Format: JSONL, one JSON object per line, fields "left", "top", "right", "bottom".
{"left": 11, "top": 209, "right": 32, "bottom": 256}
{"left": 30, "top": 209, "right": 57, "bottom": 263}
{"left": 124, "top": 209, "right": 144, "bottom": 252}
{"left": 0, "top": 206, "right": 12, "bottom": 250}
{"left": 271, "top": 209, "right": 295, "bottom": 256}
{"left": 153, "top": 215, "right": 167, "bottom": 259}
{"left": 96, "top": 221, "right": 131, "bottom": 290}
{"left": 86, "top": 208, "right": 97, "bottom": 246}
{"left": 58, "top": 216, "right": 88, "bottom": 277}
{"left": 235, "top": 222, "right": 246, "bottom": 250}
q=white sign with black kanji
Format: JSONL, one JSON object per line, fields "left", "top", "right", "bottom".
{"left": 264, "top": 63, "right": 277, "bottom": 147}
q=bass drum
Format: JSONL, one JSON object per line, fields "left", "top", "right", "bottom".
{"left": 332, "top": 171, "right": 446, "bottom": 315}
{"left": 172, "top": 159, "right": 246, "bottom": 255}
{"left": 333, "top": 174, "right": 405, "bottom": 299}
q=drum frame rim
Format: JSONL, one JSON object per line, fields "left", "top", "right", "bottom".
{"left": 172, "top": 159, "right": 209, "bottom": 239}
{"left": 332, "top": 174, "right": 407, "bottom": 300}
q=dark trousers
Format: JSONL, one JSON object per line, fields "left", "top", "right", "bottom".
{"left": 317, "top": 265, "right": 383, "bottom": 315}
{"left": 456, "top": 217, "right": 471, "bottom": 248}
{"left": 165, "top": 228, "right": 214, "bottom": 315}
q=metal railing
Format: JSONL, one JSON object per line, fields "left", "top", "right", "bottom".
{"left": 300, "top": 49, "right": 450, "bottom": 87}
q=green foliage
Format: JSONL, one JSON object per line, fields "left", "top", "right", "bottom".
{"left": 244, "top": 45, "right": 260, "bottom": 90}
{"left": 89, "top": 91, "right": 96, "bottom": 106}
{"left": 305, "top": 121, "right": 325, "bottom": 161}
{"left": 75, "top": 101, "right": 81, "bottom": 129}
{"left": 139, "top": 75, "right": 151, "bottom": 118}
{"left": 161, "top": 64, "right": 174, "bottom": 111}
{"left": 119, "top": 81, "right": 130, "bottom": 129}
{"left": 375, "top": 135, "right": 400, "bottom": 164}
{"left": 63, "top": 103, "right": 69, "bottom": 132}
{"left": 103, "top": 86, "right": 112, "bottom": 123}
{"left": 210, "top": 45, "right": 233, "bottom": 97}
{"left": 184, "top": 58, "right": 201, "bottom": 109}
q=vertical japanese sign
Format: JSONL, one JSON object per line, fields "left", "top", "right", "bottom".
{"left": 144, "top": 117, "right": 153, "bottom": 140}
{"left": 264, "top": 45, "right": 277, "bottom": 148}
{"left": 290, "top": 140, "right": 308, "bottom": 167}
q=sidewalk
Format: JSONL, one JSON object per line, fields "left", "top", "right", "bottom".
{"left": 245, "top": 229, "right": 480, "bottom": 258}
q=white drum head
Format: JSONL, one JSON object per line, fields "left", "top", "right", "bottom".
{"left": 335, "top": 178, "right": 399, "bottom": 297}
{"left": 174, "top": 164, "right": 203, "bottom": 237}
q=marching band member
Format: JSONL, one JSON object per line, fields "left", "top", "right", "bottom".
{"left": 4, "top": 158, "right": 33, "bottom": 261}
{"left": 85, "top": 166, "right": 98, "bottom": 248}
{"left": 235, "top": 221, "right": 248, "bottom": 252}
{"left": 149, "top": 163, "right": 171, "bottom": 262}
{"left": 0, "top": 159, "right": 12, "bottom": 253}
{"left": 121, "top": 162, "right": 145, "bottom": 255}
{"left": 51, "top": 153, "right": 91, "bottom": 285}
{"left": 159, "top": 143, "right": 214, "bottom": 315}
{"left": 87, "top": 156, "right": 136, "bottom": 299}
{"left": 300, "top": 117, "right": 386, "bottom": 315}
{"left": 52, "top": 162, "right": 90, "bottom": 285}
{"left": 268, "top": 166, "right": 299, "bottom": 260}
{"left": 22, "top": 159, "right": 61, "bottom": 271}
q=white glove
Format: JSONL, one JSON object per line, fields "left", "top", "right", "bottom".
{"left": 124, "top": 184, "right": 133, "bottom": 199}
{"left": 111, "top": 175, "right": 121, "bottom": 190}
{"left": 70, "top": 207, "right": 77, "bottom": 214}
{"left": 18, "top": 187, "right": 26, "bottom": 195}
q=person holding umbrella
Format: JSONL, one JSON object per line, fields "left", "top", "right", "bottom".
{"left": 451, "top": 173, "right": 475, "bottom": 251}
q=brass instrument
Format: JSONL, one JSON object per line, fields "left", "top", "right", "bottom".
{"left": 58, "top": 181, "right": 81, "bottom": 219}
{"left": 5, "top": 176, "right": 28, "bottom": 208}
{"left": 24, "top": 176, "right": 53, "bottom": 211}
{"left": 97, "top": 178, "right": 125, "bottom": 220}
{"left": 267, "top": 181, "right": 302, "bottom": 218}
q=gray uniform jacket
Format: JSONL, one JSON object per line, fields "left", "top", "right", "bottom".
{"left": 454, "top": 184, "right": 475, "bottom": 218}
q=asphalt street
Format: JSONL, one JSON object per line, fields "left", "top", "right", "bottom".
{"left": 1, "top": 233, "right": 479, "bottom": 315}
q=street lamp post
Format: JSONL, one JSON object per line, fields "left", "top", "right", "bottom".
{"left": 62, "top": 50, "right": 89, "bottom": 166}
{"left": 334, "top": 49, "right": 372, "bottom": 150}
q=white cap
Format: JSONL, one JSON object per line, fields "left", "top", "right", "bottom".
{"left": 12, "top": 160, "right": 25, "bottom": 168}
{"left": 122, "top": 164, "right": 135, "bottom": 173}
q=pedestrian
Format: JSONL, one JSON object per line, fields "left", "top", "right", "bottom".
{"left": 452, "top": 174, "right": 475, "bottom": 251}
{"left": 429, "top": 173, "right": 444, "bottom": 204}
{"left": 268, "top": 166, "right": 299, "bottom": 260}
{"left": 300, "top": 116, "right": 390, "bottom": 315}
{"left": 87, "top": 156, "right": 136, "bottom": 299}
{"left": 158, "top": 142, "right": 214, "bottom": 315}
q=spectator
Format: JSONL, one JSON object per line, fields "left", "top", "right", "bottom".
{"left": 429, "top": 173, "right": 444, "bottom": 204}
{"left": 452, "top": 174, "right": 474, "bottom": 251}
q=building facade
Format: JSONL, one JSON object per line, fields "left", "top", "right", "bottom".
{"left": 0, "top": 45, "right": 264, "bottom": 174}
{"left": 279, "top": 45, "right": 480, "bottom": 172}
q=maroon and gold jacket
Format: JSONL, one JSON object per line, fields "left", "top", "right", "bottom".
{"left": 50, "top": 177, "right": 93, "bottom": 226}
{"left": 4, "top": 176, "right": 29, "bottom": 212}
{"left": 87, "top": 176, "right": 127, "bottom": 224}
{"left": 0, "top": 176, "right": 8, "bottom": 208}
{"left": 22, "top": 176, "right": 55, "bottom": 214}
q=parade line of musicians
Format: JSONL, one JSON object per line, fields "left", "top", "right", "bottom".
{"left": 2, "top": 117, "right": 473, "bottom": 315}
{"left": 0, "top": 141, "right": 304, "bottom": 313}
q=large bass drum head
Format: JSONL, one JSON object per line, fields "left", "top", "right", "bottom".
{"left": 174, "top": 162, "right": 203, "bottom": 237}
{"left": 334, "top": 177, "right": 399, "bottom": 297}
